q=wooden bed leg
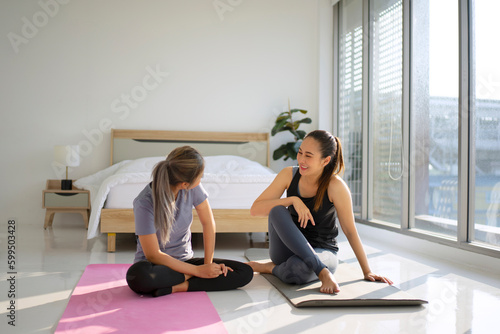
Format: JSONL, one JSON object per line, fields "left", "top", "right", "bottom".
{"left": 107, "top": 233, "right": 116, "bottom": 252}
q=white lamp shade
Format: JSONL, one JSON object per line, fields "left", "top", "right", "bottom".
{"left": 54, "top": 145, "right": 80, "bottom": 167}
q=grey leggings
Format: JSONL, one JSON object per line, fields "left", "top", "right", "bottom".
{"left": 269, "top": 206, "right": 338, "bottom": 285}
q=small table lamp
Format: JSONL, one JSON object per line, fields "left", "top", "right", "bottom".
{"left": 54, "top": 145, "right": 80, "bottom": 190}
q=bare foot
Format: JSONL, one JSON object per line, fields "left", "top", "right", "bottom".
{"left": 247, "top": 261, "right": 276, "bottom": 274}
{"left": 171, "top": 274, "right": 192, "bottom": 293}
{"left": 318, "top": 268, "right": 340, "bottom": 294}
{"left": 172, "top": 280, "right": 189, "bottom": 293}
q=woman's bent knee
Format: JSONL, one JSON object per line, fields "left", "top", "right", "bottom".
{"left": 269, "top": 206, "right": 292, "bottom": 229}
{"left": 269, "top": 205, "right": 289, "bottom": 219}
{"left": 126, "top": 260, "right": 153, "bottom": 294}
{"left": 239, "top": 263, "right": 254, "bottom": 287}
{"left": 224, "top": 261, "right": 254, "bottom": 289}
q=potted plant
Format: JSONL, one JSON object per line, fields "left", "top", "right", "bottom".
{"left": 271, "top": 102, "right": 311, "bottom": 161}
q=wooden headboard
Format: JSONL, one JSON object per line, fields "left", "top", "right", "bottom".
{"left": 110, "top": 129, "right": 270, "bottom": 167}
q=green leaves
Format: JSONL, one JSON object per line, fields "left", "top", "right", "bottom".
{"left": 271, "top": 117, "right": 290, "bottom": 136}
{"left": 271, "top": 106, "right": 310, "bottom": 161}
{"left": 273, "top": 141, "right": 302, "bottom": 161}
{"left": 271, "top": 116, "right": 311, "bottom": 138}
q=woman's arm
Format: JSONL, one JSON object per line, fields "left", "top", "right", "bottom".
{"left": 139, "top": 234, "right": 200, "bottom": 274}
{"left": 251, "top": 167, "right": 297, "bottom": 215}
{"left": 195, "top": 199, "right": 215, "bottom": 264}
{"left": 139, "top": 233, "right": 227, "bottom": 278}
{"left": 329, "top": 177, "right": 393, "bottom": 284}
{"left": 251, "top": 167, "right": 314, "bottom": 226}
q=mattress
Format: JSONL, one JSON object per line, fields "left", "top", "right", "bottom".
{"left": 105, "top": 181, "right": 272, "bottom": 209}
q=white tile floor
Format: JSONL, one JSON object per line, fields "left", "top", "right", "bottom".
{"left": 1, "top": 216, "right": 500, "bottom": 334}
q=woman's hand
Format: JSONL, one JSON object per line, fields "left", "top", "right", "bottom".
{"left": 364, "top": 272, "right": 393, "bottom": 285}
{"left": 292, "top": 197, "right": 315, "bottom": 228}
{"left": 196, "top": 263, "right": 233, "bottom": 278}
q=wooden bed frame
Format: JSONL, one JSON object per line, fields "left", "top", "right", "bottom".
{"left": 100, "top": 129, "right": 271, "bottom": 252}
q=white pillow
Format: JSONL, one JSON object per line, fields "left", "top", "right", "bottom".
{"left": 115, "top": 156, "right": 165, "bottom": 174}
{"left": 203, "top": 155, "right": 273, "bottom": 175}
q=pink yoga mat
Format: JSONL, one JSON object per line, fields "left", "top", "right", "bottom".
{"left": 55, "top": 264, "right": 227, "bottom": 334}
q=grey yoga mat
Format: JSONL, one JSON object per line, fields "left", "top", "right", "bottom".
{"left": 245, "top": 248, "right": 427, "bottom": 308}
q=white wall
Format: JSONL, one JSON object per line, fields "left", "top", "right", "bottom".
{"left": 0, "top": 0, "right": 334, "bottom": 227}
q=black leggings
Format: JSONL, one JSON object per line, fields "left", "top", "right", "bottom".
{"left": 126, "top": 258, "right": 253, "bottom": 296}
{"left": 269, "top": 206, "right": 338, "bottom": 284}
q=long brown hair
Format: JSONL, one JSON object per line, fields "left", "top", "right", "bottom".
{"left": 151, "top": 146, "right": 204, "bottom": 246}
{"left": 304, "top": 130, "right": 344, "bottom": 211}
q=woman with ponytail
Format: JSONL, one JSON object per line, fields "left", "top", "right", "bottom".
{"left": 249, "top": 130, "right": 392, "bottom": 294}
{"left": 126, "top": 146, "right": 253, "bottom": 297}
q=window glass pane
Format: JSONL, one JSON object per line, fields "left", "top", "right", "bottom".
{"left": 370, "top": 0, "right": 403, "bottom": 224}
{"left": 473, "top": 0, "right": 500, "bottom": 246}
{"left": 411, "top": 0, "right": 458, "bottom": 238}
{"left": 338, "top": 0, "right": 363, "bottom": 216}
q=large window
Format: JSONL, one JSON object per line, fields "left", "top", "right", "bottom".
{"left": 411, "top": 0, "right": 459, "bottom": 238}
{"left": 370, "top": 0, "right": 403, "bottom": 224}
{"left": 472, "top": 0, "right": 500, "bottom": 246}
{"left": 335, "top": 0, "right": 500, "bottom": 255}
{"left": 338, "top": 0, "right": 363, "bottom": 216}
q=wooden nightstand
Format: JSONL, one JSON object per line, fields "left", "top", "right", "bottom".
{"left": 43, "top": 180, "right": 90, "bottom": 229}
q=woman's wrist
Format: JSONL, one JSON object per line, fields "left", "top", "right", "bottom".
{"left": 193, "top": 264, "right": 202, "bottom": 277}
{"left": 289, "top": 196, "right": 298, "bottom": 207}
{"left": 362, "top": 267, "right": 373, "bottom": 277}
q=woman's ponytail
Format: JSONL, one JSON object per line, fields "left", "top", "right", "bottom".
{"left": 304, "top": 130, "right": 345, "bottom": 212}
{"left": 332, "top": 136, "right": 344, "bottom": 176}
{"left": 151, "top": 146, "right": 204, "bottom": 246}
{"left": 152, "top": 160, "right": 176, "bottom": 246}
